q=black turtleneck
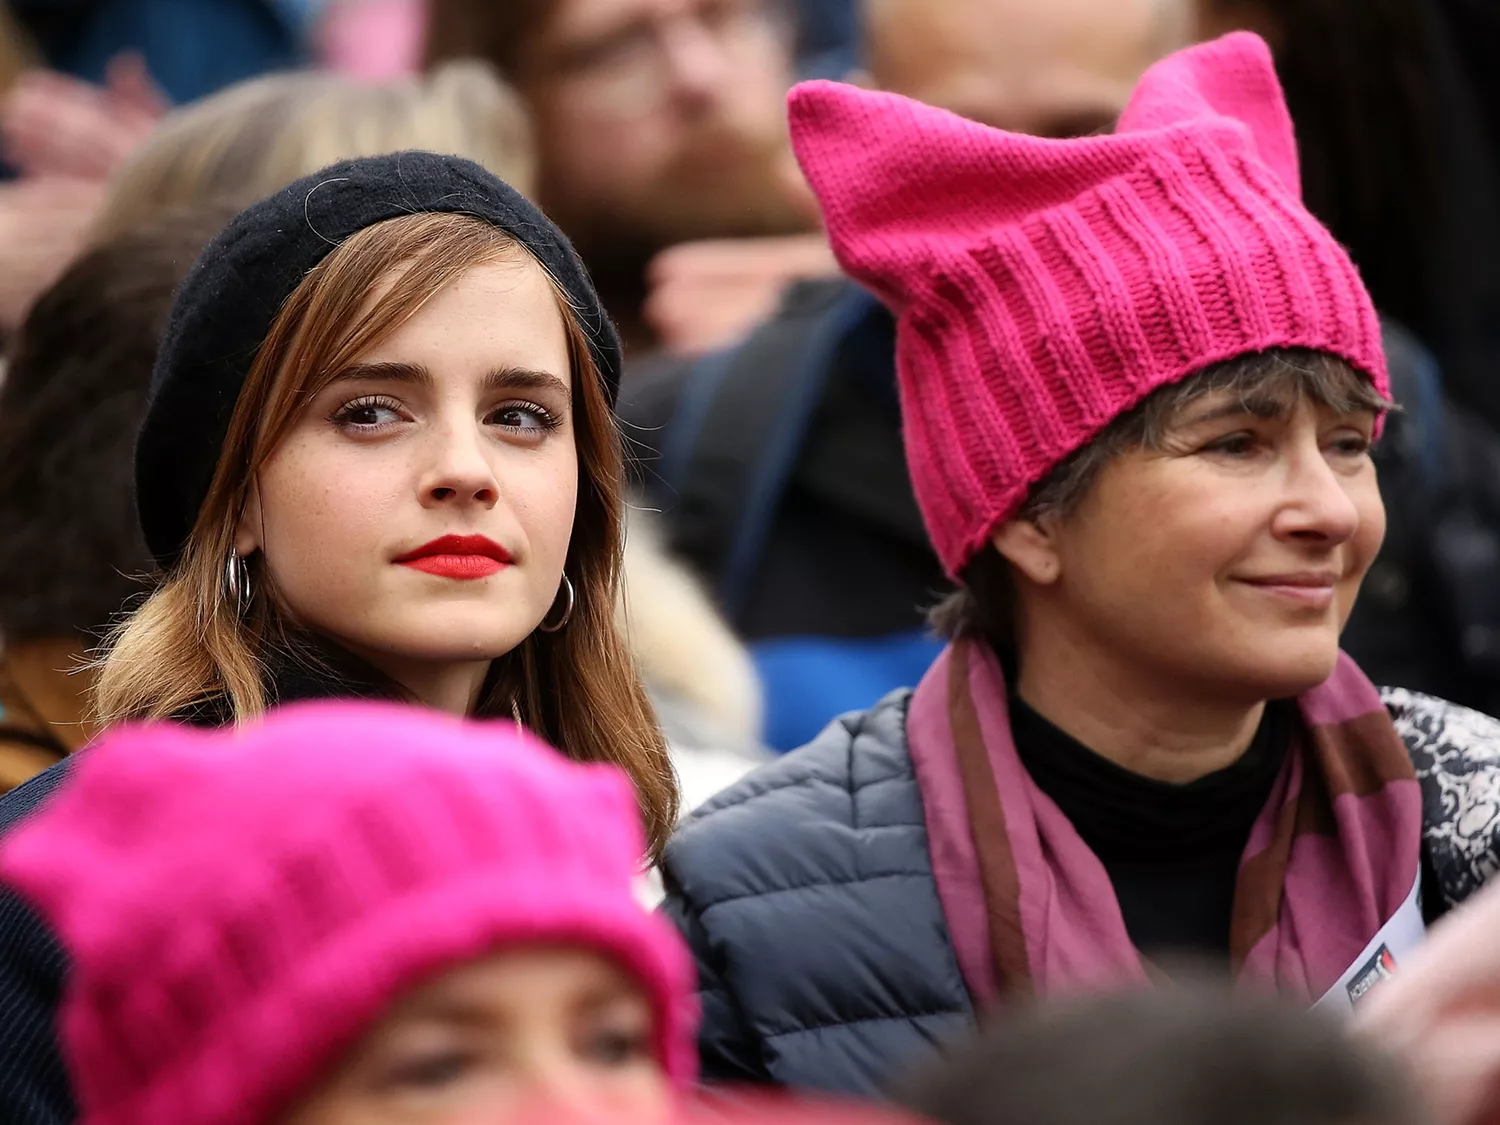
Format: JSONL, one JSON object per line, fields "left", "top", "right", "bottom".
{"left": 1009, "top": 697, "right": 1290, "bottom": 962}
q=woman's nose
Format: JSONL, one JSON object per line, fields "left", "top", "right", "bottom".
{"left": 1273, "top": 442, "right": 1362, "bottom": 545}
{"left": 509, "top": 1061, "right": 622, "bottom": 1121}
{"left": 419, "top": 427, "right": 500, "bottom": 508}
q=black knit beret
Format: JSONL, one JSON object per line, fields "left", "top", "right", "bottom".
{"left": 135, "top": 150, "right": 622, "bottom": 569}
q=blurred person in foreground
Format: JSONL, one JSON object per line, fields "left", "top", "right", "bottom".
{"left": 0, "top": 203, "right": 235, "bottom": 787}
{"left": 662, "top": 35, "right": 1500, "bottom": 1092}
{"left": 1356, "top": 872, "right": 1500, "bottom": 1125}
{"left": 898, "top": 984, "right": 1429, "bottom": 1125}
{"left": 424, "top": 0, "right": 822, "bottom": 352}
{"left": 0, "top": 701, "right": 696, "bottom": 1125}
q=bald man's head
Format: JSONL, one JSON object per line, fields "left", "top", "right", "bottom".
{"left": 864, "top": 0, "right": 1196, "bottom": 136}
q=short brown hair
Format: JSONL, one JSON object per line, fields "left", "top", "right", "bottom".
{"left": 0, "top": 204, "right": 239, "bottom": 641}
{"left": 929, "top": 349, "right": 1391, "bottom": 651}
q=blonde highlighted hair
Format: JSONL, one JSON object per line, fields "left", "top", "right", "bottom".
{"left": 92, "top": 62, "right": 534, "bottom": 240}
{"left": 93, "top": 212, "right": 678, "bottom": 855}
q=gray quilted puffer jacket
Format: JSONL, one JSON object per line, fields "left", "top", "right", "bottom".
{"left": 661, "top": 686, "right": 1500, "bottom": 1097}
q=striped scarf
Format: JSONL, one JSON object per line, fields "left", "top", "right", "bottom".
{"left": 907, "top": 640, "right": 1423, "bottom": 1004}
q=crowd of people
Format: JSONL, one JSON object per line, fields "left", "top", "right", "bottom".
{"left": 0, "top": 2, "right": 1499, "bottom": 1125}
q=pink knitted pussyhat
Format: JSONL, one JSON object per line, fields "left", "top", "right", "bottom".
{"left": 788, "top": 32, "right": 1388, "bottom": 577}
{"left": 0, "top": 702, "right": 697, "bottom": 1125}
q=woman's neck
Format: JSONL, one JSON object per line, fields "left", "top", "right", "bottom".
{"left": 342, "top": 645, "right": 493, "bottom": 717}
{"left": 1012, "top": 629, "right": 1266, "bottom": 785}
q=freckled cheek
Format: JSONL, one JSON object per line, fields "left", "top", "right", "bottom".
{"left": 257, "top": 447, "right": 402, "bottom": 578}
{"left": 507, "top": 452, "right": 580, "bottom": 567}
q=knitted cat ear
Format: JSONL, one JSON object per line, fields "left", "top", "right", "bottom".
{"left": 788, "top": 81, "right": 1129, "bottom": 310}
{"left": 1117, "top": 31, "right": 1301, "bottom": 197}
{"left": 787, "top": 33, "right": 1302, "bottom": 310}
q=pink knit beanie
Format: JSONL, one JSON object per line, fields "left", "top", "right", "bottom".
{"left": 0, "top": 702, "right": 697, "bottom": 1125}
{"left": 788, "top": 32, "right": 1389, "bottom": 577}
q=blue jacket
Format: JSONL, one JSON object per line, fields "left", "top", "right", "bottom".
{"left": 662, "top": 686, "right": 1500, "bottom": 1096}
{"left": 11, "top": 0, "right": 316, "bottom": 104}
{"left": 0, "top": 762, "right": 72, "bottom": 1122}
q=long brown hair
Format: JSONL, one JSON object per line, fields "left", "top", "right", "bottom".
{"left": 94, "top": 212, "right": 678, "bottom": 855}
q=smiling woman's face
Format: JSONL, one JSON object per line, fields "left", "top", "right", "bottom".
{"left": 235, "top": 254, "right": 579, "bottom": 701}
{"left": 1000, "top": 383, "right": 1387, "bottom": 703}
{"left": 279, "top": 948, "right": 670, "bottom": 1125}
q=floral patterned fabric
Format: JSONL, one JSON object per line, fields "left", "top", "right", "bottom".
{"left": 1387, "top": 688, "right": 1500, "bottom": 908}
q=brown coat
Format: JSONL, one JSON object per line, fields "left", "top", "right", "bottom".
{"left": 0, "top": 638, "right": 94, "bottom": 792}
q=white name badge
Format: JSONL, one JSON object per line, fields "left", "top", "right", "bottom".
{"left": 1312, "top": 872, "right": 1426, "bottom": 1014}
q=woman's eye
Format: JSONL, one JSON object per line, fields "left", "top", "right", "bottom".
{"left": 380, "top": 1049, "right": 474, "bottom": 1092}
{"left": 490, "top": 401, "right": 560, "bottom": 433}
{"left": 1202, "top": 432, "right": 1259, "bottom": 457}
{"left": 580, "top": 1025, "right": 652, "bottom": 1068}
{"left": 1329, "top": 434, "right": 1373, "bottom": 457}
{"left": 331, "top": 397, "right": 406, "bottom": 430}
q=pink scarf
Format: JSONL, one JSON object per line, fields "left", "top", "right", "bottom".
{"left": 906, "top": 640, "right": 1423, "bottom": 1005}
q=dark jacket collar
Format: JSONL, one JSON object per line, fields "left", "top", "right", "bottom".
{"left": 175, "top": 635, "right": 398, "bottom": 727}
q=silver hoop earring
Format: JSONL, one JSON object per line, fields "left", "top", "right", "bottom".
{"left": 538, "top": 574, "right": 575, "bottom": 633}
{"left": 224, "top": 549, "right": 251, "bottom": 616}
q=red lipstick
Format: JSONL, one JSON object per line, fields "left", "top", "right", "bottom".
{"left": 395, "top": 535, "right": 513, "bottom": 580}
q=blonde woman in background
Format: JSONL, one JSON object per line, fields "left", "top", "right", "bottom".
{"left": 0, "top": 60, "right": 530, "bottom": 332}
{"left": 91, "top": 61, "right": 535, "bottom": 238}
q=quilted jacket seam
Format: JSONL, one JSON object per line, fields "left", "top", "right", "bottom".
{"left": 763, "top": 1008, "right": 963, "bottom": 1039}
{"left": 690, "top": 765, "right": 910, "bottom": 821}
{"left": 694, "top": 870, "right": 935, "bottom": 913}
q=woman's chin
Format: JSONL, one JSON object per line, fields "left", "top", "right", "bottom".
{"left": 1230, "top": 636, "right": 1342, "bottom": 700}
{"left": 335, "top": 620, "right": 538, "bottom": 669}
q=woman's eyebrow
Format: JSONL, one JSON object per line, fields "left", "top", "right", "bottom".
{"left": 328, "top": 361, "right": 434, "bottom": 387}
{"left": 388, "top": 995, "right": 505, "bottom": 1030}
{"left": 1178, "top": 392, "right": 1290, "bottom": 427}
{"left": 484, "top": 366, "right": 572, "bottom": 404}
{"left": 325, "top": 364, "right": 571, "bottom": 404}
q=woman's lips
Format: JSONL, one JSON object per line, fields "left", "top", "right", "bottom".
{"left": 1235, "top": 572, "right": 1338, "bottom": 609}
{"left": 401, "top": 554, "right": 507, "bottom": 580}
{"left": 395, "top": 535, "right": 512, "bottom": 581}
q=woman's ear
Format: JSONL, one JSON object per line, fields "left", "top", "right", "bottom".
{"left": 233, "top": 482, "right": 263, "bottom": 559}
{"left": 991, "top": 517, "right": 1062, "bottom": 586}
